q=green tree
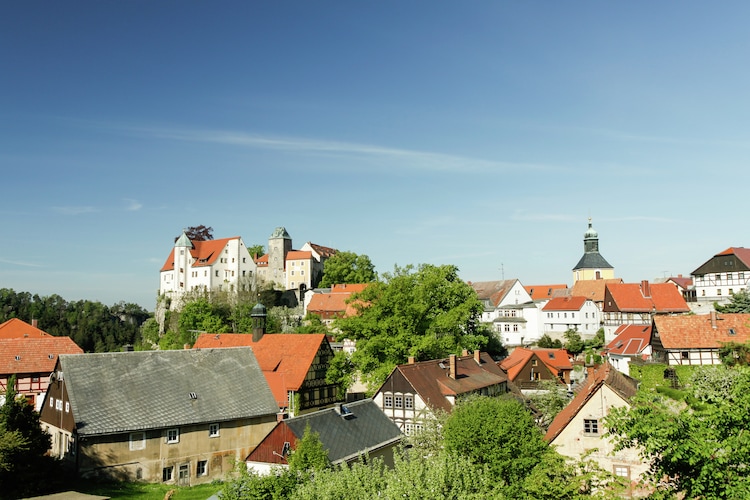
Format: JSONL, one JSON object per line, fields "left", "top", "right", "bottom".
{"left": 325, "top": 351, "right": 355, "bottom": 394}
{"left": 606, "top": 371, "right": 750, "bottom": 499}
{"left": 138, "top": 317, "right": 160, "bottom": 349}
{"left": 0, "top": 375, "right": 59, "bottom": 498}
{"left": 295, "top": 313, "right": 329, "bottom": 334}
{"left": 287, "top": 424, "right": 330, "bottom": 474}
{"left": 336, "top": 264, "right": 494, "bottom": 390}
{"left": 718, "top": 341, "right": 750, "bottom": 367}
{"left": 442, "top": 396, "right": 550, "bottom": 488}
{"left": 715, "top": 289, "right": 750, "bottom": 313}
{"left": 176, "top": 298, "right": 230, "bottom": 346}
{"left": 537, "top": 333, "right": 562, "bottom": 348}
{"left": 220, "top": 461, "right": 299, "bottom": 500}
{"left": 319, "top": 251, "right": 377, "bottom": 287}
{"left": 247, "top": 244, "right": 265, "bottom": 259}
{"left": 563, "top": 329, "right": 585, "bottom": 355}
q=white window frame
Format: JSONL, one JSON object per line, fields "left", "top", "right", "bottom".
{"left": 166, "top": 428, "right": 179, "bottom": 444}
{"left": 209, "top": 423, "right": 220, "bottom": 438}
{"left": 383, "top": 394, "right": 393, "bottom": 408}
{"left": 197, "top": 459, "right": 208, "bottom": 476}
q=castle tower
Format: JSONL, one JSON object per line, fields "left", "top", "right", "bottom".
{"left": 173, "top": 231, "right": 194, "bottom": 293}
{"left": 268, "top": 227, "right": 292, "bottom": 287}
{"left": 572, "top": 218, "right": 614, "bottom": 282}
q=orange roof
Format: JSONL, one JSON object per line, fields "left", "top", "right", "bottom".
{"left": 542, "top": 296, "right": 587, "bottom": 311}
{"left": 716, "top": 247, "right": 750, "bottom": 266}
{"left": 286, "top": 250, "right": 312, "bottom": 260}
{"left": 0, "top": 337, "right": 83, "bottom": 375}
{"left": 666, "top": 276, "right": 693, "bottom": 290}
{"left": 606, "top": 325, "right": 651, "bottom": 356}
{"left": 525, "top": 284, "right": 568, "bottom": 300}
{"left": 255, "top": 254, "right": 269, "bottom": 266}
{"left": 193, "top": 333, "right": 328, "bottom": 392}
{"left": 606, "top": 282, "right": 689, "bottom": 313}
{"left": 545, "top": 362, "right": 638, "bottom": 443}
{"left": 499, "top": 347, "right": 572, "bottom": 381}
{"left": 0, "top": 318, "right": 51, "bottom": 339}
{"left": 570, "top": 278, "right": 622, "bottom": 302}
{"left": 160, "top": 236, "right": 241, "bottom": 272}
{"left": 653, "top": 313, "right": 750, "bottom": 349}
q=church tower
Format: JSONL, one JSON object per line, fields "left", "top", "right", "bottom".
{"left": 572, "top": 218, "right": 614, "bottom": 282}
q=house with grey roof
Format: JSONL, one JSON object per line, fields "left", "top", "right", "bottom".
{"left": 39, "top": 348, "right": 279, "bottom": 485}
{"left": 246, "top": 399, "right": 402, "bottom": 475}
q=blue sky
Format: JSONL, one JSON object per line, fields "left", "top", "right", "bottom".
{"left": 2, "top": 2, "right": 749, "bottom": 310}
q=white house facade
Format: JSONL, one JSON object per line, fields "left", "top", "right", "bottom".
{"left": 159, "top": 232, "right": 257, "bottom": 304}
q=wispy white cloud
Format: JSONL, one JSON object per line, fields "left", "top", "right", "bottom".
{"left": 114, "top": 125, "right": 566, "bottom": 174}
{"left": 0, "top": 257, "right": 43, "bottom": 268}
{"left": 124, "top": 198, "right": 143, "bottom": 211}
{"left": 52, "top": 206, "right": 99, "bottom": 215}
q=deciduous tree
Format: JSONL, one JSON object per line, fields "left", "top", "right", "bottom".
{"left": 606, "top": 370, "right": 750, "bottom": 499}
{"left": 319, "top": 251, "right": 377, "bottom": 287}
{"left": 336, "top": 264, "right": 496, "bottom": 390}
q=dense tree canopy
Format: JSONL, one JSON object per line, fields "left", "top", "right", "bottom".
{"left": 319, "top": 251, "right": 377, "bottom": 287}
{"left": 0, "top": 288, "right": 150, "bottom": 352}
{"left": 606, "top": 367, "right": 750, "bottom": 499}
{"left": 335, "top": 264, "right": 499, "bottom": 389}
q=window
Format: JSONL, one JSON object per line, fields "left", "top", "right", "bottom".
{"left": 209, "top": 423, "right": 220, "bottom": 437}
{"left": 718, "top": 289, "right": 722, "bottom": 296}
{"left": 614, "top": 466, "right": 630, "bottom": 479}
{"left": 583, "top": 419, "right": 599, "bottom": 435}
{"left": 716, "top": 274, "right": 721, "bottom": 281}
{"left": 531, "top": 359, "right": 538, "bottom": 366}
{"left": 395, "top": 395, "right": 403, "bottom": 408}
{"left": 166, "top": 428, "right": 179, "bottom": 444}
{"left": 729, "top": 288, "right": 734, "bottom": 294}
{"left": 162, "top": 466, "right": 174, "bottom": 482}
{"left": 513, "top": 324, "right": 518, "bottom": 332}
{"left": 384, "top": 394, "right": 393, "bottom": 408}
{"left": 215, "top": 270, "right": 219, "bottom": 277}
{"left": 197, "top": 460, "right": 208, "bottom": 476}
{"left": 65, "top": 401, "right": 70, "bottom": 413}
{"left": 405, "top": 395, "right": 414, "bottom": 409}
{"left": 56, "top": 399, "right": 62, "bottom": 411}
{"left": 179, "top": 464, "right": 189, "bottom": 481}
{"left": 129, "top": 432, "right": 146, "bottom": 451}
{"left": 49, "top": 397, "right": 54, "bottom": 408}
{"left": 681, "top": 351, "right": 690, "bottom": 360}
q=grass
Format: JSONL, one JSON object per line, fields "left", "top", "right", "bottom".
{"left": 69, "top": 479, "right": 224, "bottom": 500}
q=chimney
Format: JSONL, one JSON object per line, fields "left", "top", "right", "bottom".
{"left": 462, "top": 349, "right": 469, "bottom": 356}
{"left": 448, "top": 354, "right": 457, "bottom": 380}
{"left": 408, "top": 356, "right": 415, "bottom": 364}
{"left": 474, "top": 350, "right": 481, "bottom": 365}
{"left": 641, "top": 280, "right": 651, "bottom": 298}
{"left": 31, "top": 319, "right": 38, "bottom": 328}
{"left": 711, "top": 311, "right": 717, "bottom": 329}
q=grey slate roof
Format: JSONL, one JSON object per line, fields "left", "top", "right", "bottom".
{"left": 573, "top": 252, "right": 613, "bottom": 271}
{"left": 60, "top": 347, "right": 278, "bottom": 437}
{"left": 285, "top": 399, "right": 402, "bottom": 464}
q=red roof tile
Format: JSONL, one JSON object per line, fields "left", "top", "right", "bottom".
{"left": 545, "top": 363, "right": 638, "bottom": 443}
{"left": 542, "top": 296, "right": 587, "bottom": 311}
{"left": 499, "top": 347, "right": 572, "bottom": 381}
{"left": 606, "top": 325, "right": 651, "bottom": 356}
{"left": 0, "top": 337, "right": 83, "bottom": 374}
{"left": 605, "top": 282, "right": 689, "bottom": 313}
{"left": 716, "top": 247, "right": 750, "bottom": 267}
{"left": 570, "top": 279, "right": 622, "bottom": 302}
{"left": 0, "top": 318, "right": 51, "bottom": 339}
{"left": 525, "top": 284, "right": 568, "bottom": 300}
{"left": 161, "top": 236, "right": 242, "bottom": 271}
{"left": 286, "top": 250, "right": 312, "bottom": 260}
{"left": 193, "top": 333, "right": 328, "bottom": 392}
{"left": 306, "top": 242, "right": 337, "bottom": 259}
{"left": 653, "top": 313, "right": 750, "bottom": 349}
